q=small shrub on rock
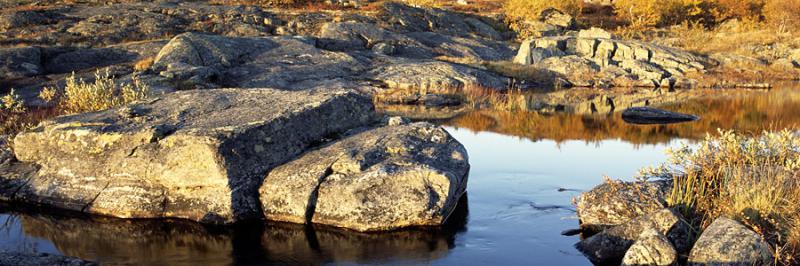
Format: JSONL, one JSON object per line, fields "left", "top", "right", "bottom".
{"left": 52, "top": 70, "right": 150, "bottom": 114}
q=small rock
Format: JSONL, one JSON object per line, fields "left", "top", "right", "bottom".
{"left": 622, "top": 227, "right": 678, "bottom": 266}
{"left": 575, "top": 208, "right": 691, "bottom": 265}
{"left": 578, "top": 27, "right": 612, "bottom": 39}
{"left": 383, "top": 116, "right": 410, "bottom": 126}
{"left": 372, "top": 42, "right": 397, "bottom": 55}
{"left": 539, "top": 8, "right": 576, "bottom": 29}
{"left": 688, "top": 217, "right": 774, "bottom": 266}
{"left": 621, "top": 107, "right": 699, "bottom": 124}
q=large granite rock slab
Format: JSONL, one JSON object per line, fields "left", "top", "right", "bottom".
{"left": 7, "top": 88, "right": 376, "bottom": 224}
{"left": 688, "top": 217, "right": 774, "bottom": 266}
{"left": 152, "top": 32, "right": 368, "bottom": 90}
{"left": 261, "top": 122, "right": 469, "bottom": 232}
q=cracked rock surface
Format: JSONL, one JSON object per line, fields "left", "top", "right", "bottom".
{"left": 0, "top": 88, "right": 471, "bottom": 231}
{"left": 4, "top": 88, "right": 376, "bottom": 224}
{"left": 260, "top": 122, "right": 469, "bottom": 232}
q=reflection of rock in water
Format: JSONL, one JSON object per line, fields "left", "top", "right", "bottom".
{"left": 7, "top": 195, "right": 468, "bottom": 265}
{"left": 262, "top": 195, "right": 469, "bottom": 264}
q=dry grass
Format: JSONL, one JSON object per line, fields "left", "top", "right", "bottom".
{"left": 52, "top": 70, "right": 150, "bottom": 113}
{"left": 644, "top": 130, "right": 800, "bottom": 264}
{"left": 1, "top": 70, "right": 150, "bottom": 135}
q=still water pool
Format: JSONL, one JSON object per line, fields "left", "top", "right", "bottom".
{"left": 2, "top": 87, "right": 799, "bottom": 265}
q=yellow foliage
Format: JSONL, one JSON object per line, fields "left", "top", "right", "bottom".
{"left": 764, "top": 0, "right": 800, "bottom": 32}
{"left": 649, "top": 130, "right": 800, "bottom": 265}
{"left": 712, "top": 0, "right": 765, "bottom": 21}
{"left": 58, "top": 70, "right": 150, "bottom": 113}
{"left": 503, "top": 0, "right": 583, "bottom": 37}
{"left": 0, "top": 89, "right": 26, "bottom": 114}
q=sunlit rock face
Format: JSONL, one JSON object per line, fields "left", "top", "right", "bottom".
{"left": 7, "top": 88, "right": 376, "bottom": 224}
{"left": 261, "top": 122, "right": 470, "bottom": 232}
{"left": 2, "top": 87, "right": 471, "bottom": 231}
{"left": 514, "top": 30, "right": 712, "bottom": 88}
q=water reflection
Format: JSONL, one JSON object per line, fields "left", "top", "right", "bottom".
{"left": 0, "top": 197, "right": 468, "bottom": 265}
{"left": 443, "top": 87, "right": 800, "bottom": 145}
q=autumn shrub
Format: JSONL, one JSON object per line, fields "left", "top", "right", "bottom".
{"left": 613, "top": 0, "right": 717, "bottom": 28}
{"left": 764, "top": 0, "right": 800, "bottom": 32}
{"left": 642, "top": 130, "right": 800, "bottom": 264}
{"left": 712, "top": 0, "right": 765, "bottom": 21}
{"left": 44, "top": 70, "right": 151, "bottom": 114}
{"left": 503, "top": 0, "right": 583, "bottom": 37}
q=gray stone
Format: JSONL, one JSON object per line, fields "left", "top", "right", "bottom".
{"left": 514, "top": 39, "right": 564, "bottom": 64}
{"left": 622, "top": 227, "right": 678, "bottom": 266}
{"left": 152, "top": 33, "right": 273, "bottom": 71}
{"left": 372, "top": 42, "right": 397, "bottom": 55}
{"left": 578, "top": 27, "right": 612, "bottom": 39}
{"left": 619, "top": 60, "right": 669, "bottom": 81}
{"left": 0, "top": 251, "right": 95, "bottom": 266}
{"left": 260, "top": 122, "right": 469, "bottom": 232}
{"left": 577, "top": 180, "right": 672, "bottom": 231}
{"left": 576, "top": 208, "right": 691, "bottom": 265}
{"left": 0, "top": 11, "right": 56, "bottom": 30}
{"left": 317, "top": 22, "right": 406, "bottom": 51}
{"left": 688, "top": 217, "right": 774, "bottom": 266}
{"left": 622, "top": 107, "right": 699, "bottom": 124}
{"left": 7, "top": 89, "right": 376, "bottom": 224}
{"left": 513, "top": 35, "right": 710, "bottom": 87}
{"left": 366, "top": 57, "right": 507, "bottom": 90}
{"left": 0, "top": 47, "right": 43, "bottom": 80}
{"left": 540, "top": 8, "right": 576, "bottom": 29}
{"left": 153, "top": 33, "right": 367, "bottom": 90}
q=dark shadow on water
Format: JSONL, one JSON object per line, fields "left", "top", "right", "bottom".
{"left": 0, "top": 195, "right": 469, "bottom": 265}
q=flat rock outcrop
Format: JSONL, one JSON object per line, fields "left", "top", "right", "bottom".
{"left": 260, "top": 122, "right": 469, "bottom": 232}
{"left": 5, "top": 88, "right": 376, "bottom": 224}
{"left": 688, "top": 217, "right": 774, "bottom": 266}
